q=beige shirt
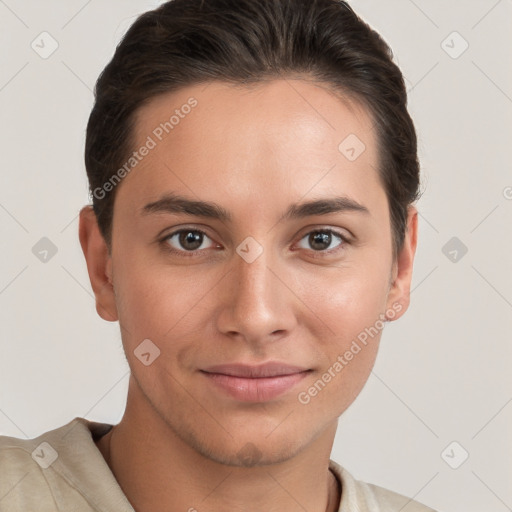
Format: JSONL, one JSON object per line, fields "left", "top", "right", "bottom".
{"left": 0, "top": 417, "right": 437, "bottom": 511}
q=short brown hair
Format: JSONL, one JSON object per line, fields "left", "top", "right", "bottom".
{"left": 85, "top": 0, "right": 420, "bottom": 257}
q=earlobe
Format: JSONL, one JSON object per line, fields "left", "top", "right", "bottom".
{"left": 386, "top": 206, "right": 418, "bottom": 321}
{"left": 78, "top": 205, "right": 119, "bottom": 322}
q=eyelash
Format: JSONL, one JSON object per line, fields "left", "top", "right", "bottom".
{"left": 159, "top": 227, "right": 350, "bottom": 259}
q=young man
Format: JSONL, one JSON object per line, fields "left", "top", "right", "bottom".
{"left": 0, "top": 1, "right": 437, "bottom": 510}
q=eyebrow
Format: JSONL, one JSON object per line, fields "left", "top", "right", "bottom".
{"left": 140, "top": 192, "right": 369, "bottom": 222}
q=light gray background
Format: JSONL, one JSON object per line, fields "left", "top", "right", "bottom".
{"left": 1, "top": 1, "right": 511, "bottom": 511}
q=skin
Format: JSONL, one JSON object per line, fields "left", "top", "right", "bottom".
{"left": 79, "top": 77, "right": 418, "bottom": 512}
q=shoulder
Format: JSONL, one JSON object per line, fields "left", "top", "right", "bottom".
{"left": 0, "top": 417, "right": 116, "bottom": 511}
{"left": 329, "top": 460, "right": 438, "bottom": 511}
{"left": 0, "top": 423, "right": 63, "bottom": 510}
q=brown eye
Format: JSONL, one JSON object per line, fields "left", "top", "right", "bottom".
{"left": 178, "top": 230, "right": 204, "bottom": 251}
{"left": 297, "top": 229, "right": 347, "bottom": 253}
{"left": 309, "top": 232, "right": 331, "bottom": 251}
{"left": 163, "top": 229, "right": 216, "bottom": 254}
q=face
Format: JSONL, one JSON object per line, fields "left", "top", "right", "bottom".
{"left": 81, "top": 78, "right": 417, "bottom": 467}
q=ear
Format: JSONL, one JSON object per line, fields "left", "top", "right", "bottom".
{"left": 385, "top": 206, "right": 418, "bottom": 321}
{"left": 78, "top": 205, "right": 118, "bottom": 322}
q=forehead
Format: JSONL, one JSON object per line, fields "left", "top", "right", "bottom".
{"left": 133, "top": 77, "right": 375, "bottom": 153}
{"left": 119, "top": 78, "right": 381, "bottom": 213}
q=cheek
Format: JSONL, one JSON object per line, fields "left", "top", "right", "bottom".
{"left": 112, "top": 252, "right": 222, "bottom": 357}
{"left": 298, "top": 261, "right": 390, "bottom": 404}
{"left": 295, "top": 269, "right": 388, "bottom": 414}
{"left": 295, "top": 339, "right": 379, "bottom": 418}
{"left": 304, "top": 257, "right": 391, "bottom": 340}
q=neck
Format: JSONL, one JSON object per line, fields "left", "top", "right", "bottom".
{"left": 95, "top": 376, "right": 341, "bottom": 512}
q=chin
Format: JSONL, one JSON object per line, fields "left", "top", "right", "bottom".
{"left": 169, "top": 415, "right": 309, "bottom": 467}
{"left": 179, "top": 412, "right": 333, "bottom": 469}
{"left": 200, "top": 438, "right": 302, "bottom": 468}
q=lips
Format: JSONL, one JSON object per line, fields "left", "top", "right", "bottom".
{"left": 200, "top": 363, "right": 311, "bottom": 402}
{"left": 202, "top": 362, "right": 309, "bottom": 378}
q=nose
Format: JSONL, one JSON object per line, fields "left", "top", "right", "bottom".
{"left": 215, "top": 242, "right": 297, "bottom": 349}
